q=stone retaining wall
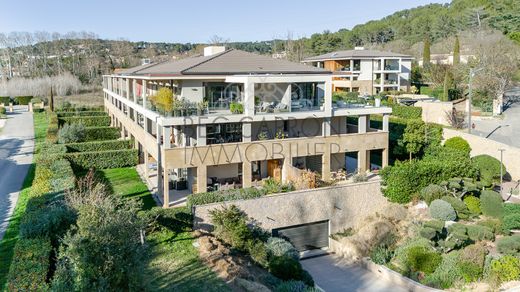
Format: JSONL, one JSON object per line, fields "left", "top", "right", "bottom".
{"left": 193, "top": 180, "right": 388, "bottom": 233}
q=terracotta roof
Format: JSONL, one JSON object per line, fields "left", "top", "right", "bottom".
{"left": 117, "top": 49, "right": 329, "bottom": 76}
{"left": 303, "top": 49, "right": 413, "bottom": 62}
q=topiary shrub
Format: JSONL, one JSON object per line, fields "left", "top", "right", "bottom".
{"left": 466, "top": 225, "right": 494, "bottom": 241}
{"left": 419, "top": 227, "right": 438, "bottom": 240}
{"left": 480, "top": 190, "right": 504, "bottom": 219}
{"left": 441, "top": 196, "right": 470, "bottom": 219}
{"left": 490, "top": 255, "right": 520, "bottom": 284}
{"left": 423, "top": 251, "right": 462, "bottom": 289}
{"left": 266, "top": 237, "right": 299, "bottom": 261}
{"left": 430, "top": 199, "right": 457, "bottom": 221}
{"left": 423, "top": 220, "right": 445, "bottom": 233}
{"left": 444, "top": 137, "right": 471, "bottom": 156}
{"left": 472, "top": 155, "right": 506, "bottom": 186}
{"left": 464, "top": 196, "right": 481, "bottom": 215}
{"left": 457, "top": 243, "right": 487, "bottom": 283}
{"left": 478, "top": 218, "right": 503, "bottom": 235}
{"left": 404, "top": 246, "right": 442, "bottom": 275}
{"left": 58, "top": 123, "right": 86, "bottom": 143}
{"left": 503, "top": 204, "right": 520, "bottom": 232}
{"left": 497, "top": 235, "right": 520, "bottom": 255}
{"left": 420, "top": 184, "right": 447, "bottom": 205}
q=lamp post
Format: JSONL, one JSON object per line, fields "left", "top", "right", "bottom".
{"left": 499, "top": 148, "right": 505, "bottom": 194}
{"left": 468, "top": 67, "right": 484, "bottom": 134}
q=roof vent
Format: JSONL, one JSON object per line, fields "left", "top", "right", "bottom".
{"left": 141, "top": 58, "right": 151, "bottom": 65}
{"left": 331, "top": 53, "right": 338, "bottom": 57}
{"left": 204, "top": 46, "right": 226, "bottom": 57}
{"left": 354, "top": 46, "right": 365, "bottom": 50}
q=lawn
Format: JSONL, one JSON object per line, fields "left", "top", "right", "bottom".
{"left": 0, "top": 112, "right": 47, "bottom": 288}
{"left": 99, "top": 167, "right": 229, "bottom": 291}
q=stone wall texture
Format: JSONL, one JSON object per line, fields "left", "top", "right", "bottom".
{"left": 443, "top": 128, "right": 520, "bottom": 180}
{"left": 193, "top": 180, "right": 388, "bottom": 233}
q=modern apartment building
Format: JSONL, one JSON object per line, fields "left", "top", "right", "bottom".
{"left": 302, "top": 47, "right": 413, "bottom": 95}
{"left": 102, "top": 47, "right": 391, "bottom": 207}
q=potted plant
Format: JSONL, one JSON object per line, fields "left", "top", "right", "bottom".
{"left": 230, "top": 102, "right": 244, "bottom": 114}
{"left": 172, "top": 99, "right": 181, "bottom": 117}
{"left": 257, "top": 131, "right": 269, "bottom": 140}
{"left": 197, "top": 101, "right": 208, "bottom": 116}
{"left": 275, "top": 129, "right": 287, "bottom": 139}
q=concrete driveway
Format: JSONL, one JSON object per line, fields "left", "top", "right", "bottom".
{"left": 0, "top": 106, "right": 34, "bottom": 241}
{"left": 472, "top": 88, "right": 520, "bottom": 148}
{"left": 301, "top": 255, "right": 407, "bottom": 292}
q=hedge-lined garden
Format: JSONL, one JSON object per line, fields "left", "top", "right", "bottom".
{"left": 58, "top": 115, "right": 111, "bottom": 127}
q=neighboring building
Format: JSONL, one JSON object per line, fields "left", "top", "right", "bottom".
{"left": 418, "top": 53, "right": 475, "bottom": 67}
{"left": 102, "top": 46, "right": 391, "bottom": 207}
{"left": 302, "top": 47, "right": 413, "bottom": 95}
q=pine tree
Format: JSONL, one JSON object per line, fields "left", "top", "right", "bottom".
{"left": 453, "top": 36, "right": 460, "bottom": 66}
{"left": 423, "top": 37, "right": 431, "bottom": 66}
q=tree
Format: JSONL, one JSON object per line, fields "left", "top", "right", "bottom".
{"left": 443, "top": 70, "right": 454, "bottom": 101}
{"left": 453, "top": 36, "right": 461, "bottom": 66}
{"left": 398, "top": 120, "right": 442, "bottom": 160}
{"left": 150, "top": 87, "right": 174, "bottom": 113}
{"left": 423, "top": 37, "right": 431, "bottom": 66}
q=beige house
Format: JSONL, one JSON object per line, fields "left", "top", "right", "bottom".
{"left": 103, "top": 47, "right": 391, "bottom": 207}
{"left": 302, "top": 47, "right": 413, "bottom": 95}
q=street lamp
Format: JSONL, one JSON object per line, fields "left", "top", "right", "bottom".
{"left": 468, "top": 67, "right": 484, "bottom": 134}
{"left": 499, "top": 148, "right": 505, "bottom": 194}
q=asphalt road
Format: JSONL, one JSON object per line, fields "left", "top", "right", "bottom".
{"left": 472, "top": 88, "right": 520, "bottom": 148}
{"left": 0, "top": 107, "right": 34, "bottom": 241}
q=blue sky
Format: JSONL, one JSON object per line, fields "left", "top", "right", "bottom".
{"left": 0, "top": 0, "right": 449, "bottom": 43}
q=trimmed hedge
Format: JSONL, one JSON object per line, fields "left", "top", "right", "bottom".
{"left": 14, "top": 96, "right": 33, "bottom": 105}
{"left": 65, "top": 149, "right": 138, "bottom": 170}
{"left": 6, "top": 238, "right": 51, "bottom": 291}
{"left": 56, "top": 111, "right": 107, "bottom": 117}
{"left": 65, "top": 139, "right": 133, "bottom": 153}
{"left": 85, "top": 127, "right": 121, "bottom": 141}
{"left": 0, "top": 96, "right": 10, "bottom": 105}
{"left": 480, "top": 190, "right": 504, "bottom": 219}
{"left": 187, "top": 188, "right": 268, "bottom": 210}
{"left": 46, "top": 112, "right": 59, "bottom": 144}
{"left": 444, "top": 137, "right": 471, "bottom": 156}
{"left": 472, "top": 155, "right": 506, "bottom": 186}
{"left": 390, "top": 104, "right": 422, "bottom": 119}
{"left": 58, "top": 115, "right": 111, "bottom": 127}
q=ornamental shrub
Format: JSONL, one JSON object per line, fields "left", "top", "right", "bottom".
{"left": 266, "top": 237, "right": 300, "bottom": 261}
{"left": 444, "top": 137, "right": 471, "bottom": 156}
{"left": 6, "top": 238, "right": 52, "bottom": 291}
{"left": 248, "top": 240, "right": 269, "bottom": 268}
{"left": 19, "top": 202, "right": 76, "bottom": 241}
{"left": 0, "top": 96, "right": 10, "bottom": 105}
{"left": 430, "top": 199, "right": 457, "bottom": 221}
{"left": 59, "top": 115, "right": 111, "bottom": 127}
{"left": 14, "top": 95, "right": 33, "bottom": 105}
{"left": 275, "top": 281, "right": 317, "bottom": 292}
{"left": 419, "top": 227, "right": 438, "bottom": 240}
{"left": 480, "top": 190, "right": 504, "bottom": 219}
{"left": 370, "top": 244, "right": 394, "bottom": 265}
{"left": 472, "top": 155, "right": 506, "bottom": 186}
{"left": 390, "top": 104, "right": 422, "bottom": 119}
{"left": 423, "top": 220, "right": 445, "bottom": 232}
{"left": 423, "top": 251, "right": 462, "bottom": 289}
{"left": 490, "top": 255, "right": 520, "bottom": 284}
{"left": 187, "top": 188, "right": 267, "bottom": 209}
{"left": 210, "top": 205, "right": 258, "bottom": 252}
{"left": 65, "top": 139, "right": 133, "bottom": 153}
{"left": 269, "top": 256, "right": 304, "bottom": 282}
{"left": 458, "top": 243, "right": 487, "bottom": 282}
{"left": 420, "top": 184, "right": 447, "bottom": 205}
{"left": 464, "top": 196, "right": 481, "bottom": 215}
{"left": 478, "top": 218, "right": 503, "bottom": 235}
{"left": 84, "top": 126, "right": 121, "bottom": 141}
{"left": 58, "top": 122, "right": 86, "bottom": 143}
{"left": 0, "top": 106, "right": 6, "bottom": 115}
{"left": 466, "top": 225, "right": 494, "bottom": 241}
{"left": 503, "top": 204, "right": 520, "bottom": 232}
{"left": 441, "top": 196, "right": 470, "bottom": 219}
{"left": 65, "top": 149, "right": 138, "bottom": 170}
{"left": 497, "top": 235, "right": 520, "bottom": 255}
{"left": 404, "top": 246, "right": 442, "bottom": 275}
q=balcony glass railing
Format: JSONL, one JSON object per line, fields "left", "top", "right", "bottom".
{"left": 384, "top": 63, "right": 399, "bottom": 71}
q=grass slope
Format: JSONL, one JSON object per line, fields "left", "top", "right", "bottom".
{"left": 0, "top": 112, "right": 47, "bottom": 288}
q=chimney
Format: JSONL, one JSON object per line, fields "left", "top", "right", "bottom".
{"left": 204, "top": 46, "right": 226, "bottom": 56}
{"left": 354, "top": 46, "right": 365, "bottom": 50}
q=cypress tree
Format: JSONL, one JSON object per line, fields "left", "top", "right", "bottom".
{"left": 453, "top": 36, "right": 460, "bottom": 66}
{"left": 423, "top": 37, "right": 431, "bottom": 66}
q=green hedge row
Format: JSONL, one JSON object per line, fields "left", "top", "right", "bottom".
{"left": 58, "top": 116, "right": 111, "bottom": 127}
{"left": 65, "top": 149, "right": 138, "bottom": 170}
{"left": 56, "top": 111, "right": 107, "bottom": 117}
{"left": 0, "top": 96, "right": 10, "bottom": 105}
{"left": 6, "top": 238, "right": 51, "bottom": 291}
{"left": 187, "top": 188, "right": 268, "bottom": 210}
{"left": 14, "top": 96, "right": 33, "bottom": 105}
{"left": 65, "top": 139, "right": 133, "bottom": 153}
{"left": 47, "top": 112, "right": 59, "bottom": 144}
{"left": 390, "top": 104, "right": 423, "bottom": 119}
{"left": 85, "top": 127, "right": 121, "bottom": 141}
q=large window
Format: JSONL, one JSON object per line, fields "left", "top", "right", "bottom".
{"left": 204, "top": 82, "right": 242, "bottom": 110}
{"left": 353, "top": 60, "right": 361, "bottom": 71}
{"left": 206, "top": 123, "right": 243, "bottom": 145}
{"left": 291, "top": 83, "right": 324, "bottom": 112}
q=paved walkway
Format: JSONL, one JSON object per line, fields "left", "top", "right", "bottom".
{"left": 0, "top": 106, "right": 34, "bottom": 241}
{"left": 301, "top": 255, "right": 407, "bottom": 292}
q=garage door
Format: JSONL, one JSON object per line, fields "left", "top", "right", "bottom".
{"left": 272, "top": 220, "right": 329, "bottom": 251}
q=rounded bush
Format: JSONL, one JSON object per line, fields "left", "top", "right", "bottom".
{"left": 441, "top": 196, "right": 470, "bottom": 219}
{"left": 463, "top": 196, "right": 481, "bottom": 215}
{"left": 497, "top": 235, "right": 520, "bottom": 255}
{"left": 266, "top": 237, "right": 300, "bottom": 261}
{"left": 430, "top": 199, "right": 457, "bottom": 221}
{"left": 420, "top": 184, "right": 447, "bottom": 205}
{"left": 444, "top": 137, "right": 471, "bottom": 155}
{"left": 490, "top": 255, "right": 520, "bottom": 283}
{"left": 268, "top": 256, "right": 303, "bottom": 281}
{"left": 480, "top": 190, "right": 504, "bottom": 219}
{"left": 404, "top": 246, "right": 442, "bottom": 274}
{"left": 419, "top": 227, "right": 437, "bottom": 240}
{"left": 472, "top": 155, "right": 506, "bottom": 185}
{"left": 58, "top": 123, "right": 86, "bottom": 144}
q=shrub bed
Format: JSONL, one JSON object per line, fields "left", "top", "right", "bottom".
{"left": 6, "top": 238, "right": 52, "bottom": 291}
{"left": 187, "top": 187, "right": 268, "bottom": 209}
{"left": 58, "top": 116, "right": 111, "bottom": 127}
{"left": 65, "top": 139, "right": 133, "bottom": 153}
{"left": 14, "top": 96, "right": 33, "bottom": 105}
{"left": 84, "top": 127, "right": 120, "bottom": 141}
{"left": 56, "top": 111, "right": 107, "bottom": 117}
{"left": 65, "top": 149, "right": 138, "bottom": 170}
{"left": 390, "top": 104, "right": 422, "bottom": 119}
